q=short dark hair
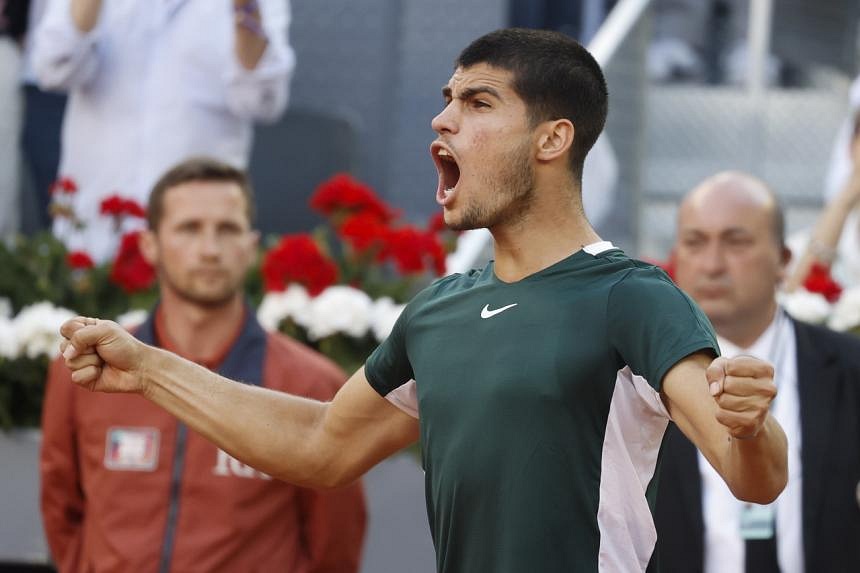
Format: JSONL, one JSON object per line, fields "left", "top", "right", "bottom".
{"left": 456, "top": 28, "right": 609, "bottom": 178}
{"left": 147, "top": 157, "right": 255, "bottom": 231}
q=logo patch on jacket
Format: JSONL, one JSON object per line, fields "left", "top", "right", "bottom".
{"left": 104, "top": 427, "right": 160, "bottom": 471}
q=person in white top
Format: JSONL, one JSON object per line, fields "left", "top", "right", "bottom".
{"left": 785, "top": 110, "right": 860, "bottom": 292}
{"left": 31, "top": 0, "right": 295, "bottom": 261}
{"left": 0, "top": 0, "right": 24, "bottom": 238}
{"left": 655, "top": 171, "right": 860, "bottom": 573}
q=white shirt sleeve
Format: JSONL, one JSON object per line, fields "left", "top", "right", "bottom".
{"left": 31, "top": 0, "right": 101, "bottom": 91}
{"left": 385, "top": 380, "right": 420, "bottom": 419}
{"left": 223, "top": 0, "right": 296, "bottom": 123}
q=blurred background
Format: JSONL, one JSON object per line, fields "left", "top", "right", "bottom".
{"left": 1, "top": 0, "right": 858, "bottom": 571}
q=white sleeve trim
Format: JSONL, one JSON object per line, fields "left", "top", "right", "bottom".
{"left": 384, "top": 380, "right": 419, "bottom": 419}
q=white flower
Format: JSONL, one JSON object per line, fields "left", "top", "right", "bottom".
{"left": 371, "top": 297, "right": 406, "bottom": 341}
{"left": 116, "top": 309, "right": 148, "bottom": 330}
{"left": 828, "top": 286, "right": 860, "bottom": 331}
{"left": 0, "top": 297, "right": 11, "bottom": 320}
{"left": 256, "top": 294, "right": 283, "bottom": 332}
{"left": 779, "top": 289, "right": 832, "bottom": 325}
{"left": 300, "top": 286, "right": 373, "bottom": 340}
{"left": 0, "top": 317, "right": 18, "bottom": 359}
{"left": 257, "top": 284, "right": 311, "bottom": 332}
{"left": 13, "top": 302, "right": 77, "bottom": 359}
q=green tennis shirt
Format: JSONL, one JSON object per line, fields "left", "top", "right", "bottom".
{"left": 365, "top": 243, "right": 719, "bottom": 573}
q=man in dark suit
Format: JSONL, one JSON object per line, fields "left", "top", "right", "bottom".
{"left": 656, "top": 171, "right": 860, "bottom": 572}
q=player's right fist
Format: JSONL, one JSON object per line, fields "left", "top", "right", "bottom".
{"left": 60, "top": 317, "right": 148, "bottom": 394}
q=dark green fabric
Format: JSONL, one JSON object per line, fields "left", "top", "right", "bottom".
{"left": 366, "top": 248, "right": 718, "bottom": 573}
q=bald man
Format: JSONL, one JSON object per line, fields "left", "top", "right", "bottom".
{"left": 655, "top": 171, "right": 860, "bottom": 573}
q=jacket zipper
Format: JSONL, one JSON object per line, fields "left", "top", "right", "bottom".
{"left": 158, "top": 423, "right": 188, "bottom": 573}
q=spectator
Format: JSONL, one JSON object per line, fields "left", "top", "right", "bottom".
{"left": 786, "top": 110, "right": 860, "bottom": 291}
{"left": 822, "top": 75, "right": 860, "bottom": 204}
{"left": 19, "top": 0, "right": 67, "bottom": 234}
{"left": 0, "top": 0, "right": 26, "bottom": 238}
{"left": 40, "top": 157, "right": 366, "bottom": 573}
{"left": 32, "top": 0, "right": 294, "bottom": 261}
{"left": 656, "top": 171, "right": 860, "bottom": 572}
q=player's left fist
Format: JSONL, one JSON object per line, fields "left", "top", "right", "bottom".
{"left": 706, "top": 355, "right": 776, "bottom": 439}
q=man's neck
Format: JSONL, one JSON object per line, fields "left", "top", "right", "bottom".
{"left": 490, "top": 182, "right": 601, "bottom": 282}
{"left": 714, "top": 304, "right": 778, "bottom": 350}
{"left": 156, "top": 291, "right": 245, "bottom": 363}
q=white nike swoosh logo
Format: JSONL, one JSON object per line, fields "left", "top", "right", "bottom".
{"left": 480, "top": 303, "right": 518, "bottom": 319}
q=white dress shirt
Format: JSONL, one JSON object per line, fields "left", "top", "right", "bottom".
{"left": 20, "top": 0, "right": 48, "bottom": 84}
{"left": 32, "top": 0, "right": 295, "bottom": 261}
{"left": 699, "top": 308, "right": 804, "bottom": 573}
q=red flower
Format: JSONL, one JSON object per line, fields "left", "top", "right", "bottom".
{"left": 100, "top": 194, "right": 146, "bottom": 218}
{"left": 427, "top": 211, "right": 448, "bottom": 234}
{"left": 803, "top": 262, "right": 842, "bottom": 303}
{"left": 110, "top": 231, "right": 156, "bottom": 293}
{"left": 66, "top": 251, "right": 95, "bottom": 270}
{"left": 310, "top": 174, "right": 396, "bottom": 222}
{"left": 50, "top": 177, "right": 78, "bottom": 195}
{"left": 337, "top": 211, "right": 389, "bottom": 253}
{"left": 261, "top": 234, "right": 338, "bottom": 296}
{"left": 121, "top": 198, "right": 146, "bottom": 218}
{"left": 425, "top": 233, "right": 448, "bottom": 276}
{"left": 100, "top": 195, "right": 124, "bottom": 215}
{"left": 381, "top": 227, "right": 447, "bottom": 276}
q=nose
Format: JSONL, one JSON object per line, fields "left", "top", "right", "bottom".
{"left": 198, "top": 228, "right": 221, "bottom": 260}
{"left": 431, "top": 102, "right": 458, "bottom": 135}
{"left": 699, "top": 243, "right": 727, "bottom": 275}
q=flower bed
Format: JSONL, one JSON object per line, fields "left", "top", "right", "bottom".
{"left": 0, "top": 174, "right": 456, "bottom": 428}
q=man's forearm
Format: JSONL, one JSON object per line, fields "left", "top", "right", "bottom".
{"left": 71, "top": 0, "right": 103, "bottom": 33}
{"left": 722, "top": 415, "right": 787, "bottom": 503}
{"left": 233, "top": 0, "right": 268, "bottom": 69}
{"left": 141, "top": 345, "right": 336, "bottom": 486}
{"left": 61, "top": 318, "right": 419, "bottom": 488}
{"left": 785, "top": 176, "right": 860, "bottom": 291}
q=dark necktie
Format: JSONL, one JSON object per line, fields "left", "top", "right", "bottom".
{"left": 745, "top": 532, "right": 780, "bottom": 572}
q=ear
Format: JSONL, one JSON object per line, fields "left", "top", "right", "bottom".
{"left": 776, "top": 244, "right": 792, "bottom": 283}
{"left": 138, "top": 229, "right": 158, "bottom": 266}
{"left": 243, "top": 230, "right": 261, "bottom": 267}
{"left": 780, "top": 245, "right": 792, "bottom": 267}
{"left": 535, "top": 119, "right": 574, "bottom": 163}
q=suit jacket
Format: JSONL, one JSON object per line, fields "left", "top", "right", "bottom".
{"left": 654, "top": 319, "right": 860, "bottom": 572}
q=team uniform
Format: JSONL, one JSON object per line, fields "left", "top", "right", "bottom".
{"left": 366, "top": 242, "right": 719, "bottom": 573}
{"left": 41, "top": 308, "right": 366, "bottom": 573}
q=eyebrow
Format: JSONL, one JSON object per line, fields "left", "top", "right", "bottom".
{"left": 441, "top": 85, "right": 502, "bottom": 101}
{"left": 722, "top": 228, "right": 754, "bottom": 237}
{"left": 680, "top": 227, "right": 753, "bottom": 238}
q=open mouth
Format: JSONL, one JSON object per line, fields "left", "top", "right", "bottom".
{"left": 431, "top": 143, "right": 461, "bottom": 206}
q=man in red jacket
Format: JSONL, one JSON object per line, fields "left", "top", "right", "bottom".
{"left": 40, "top": 157, "right": 367, "bottom": 572}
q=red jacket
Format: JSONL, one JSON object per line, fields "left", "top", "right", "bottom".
{"left": 40, "top": 310, "right": 366, "bottom": 572}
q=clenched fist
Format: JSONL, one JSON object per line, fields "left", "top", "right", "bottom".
{"left": 706, "top": 355, "right": 776, "bottom": 439}
{"left": 60, "top": 317, "right": 149, "bottom": 394}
